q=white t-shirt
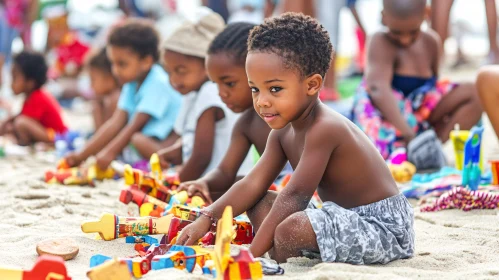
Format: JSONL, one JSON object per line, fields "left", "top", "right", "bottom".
{"left": 174, "top": 82, "right": 253, "bottom": 177}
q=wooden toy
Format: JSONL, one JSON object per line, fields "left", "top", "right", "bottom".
{"left": 0, "top": 255, "right": 71, "bottom": 280}
{"left": 214, "top": 206, "right": 236, "bottom": 280}
{"left": 150, "top": 153, "right": 162, "bottom": 181}
{"left": 170, "top": 205, "right": 201, "bottom": 221}
{"left": 166, "top": 217, "right": 193, "bottom": 244}
{"left": 233, "top": 220, "right": 253, "bottom": 245}
{"left": 45, "top": 164, "right": 116, "bottom": 186}
{"left": 125, "top": 236, "right": 159, "bottom": 245}
{"left": 90, "top": 244, "right": 171, "bottom": 278}
{"left": 81, "top": 213, "right": 174, "bottom": 240}
{"left": 36, "top": 238, "right": 79, "bottom": 261}
{"left": 151, "top": 245, "right": 198, "bottom": 272}
{"left": 87, "top": 259, "right": 132, "bottom": 280}
{"left": 226, "top": 248, "right": 263, "bottom": 280}
{"left": 120, "top": 188, "right": 169, "bottom": 209}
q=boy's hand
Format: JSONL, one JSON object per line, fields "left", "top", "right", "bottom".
{"left": 175, "top": 215, "right": 213, "bottom": 246}
{"left": 177, "top": 180, "right": 213, "bottom": 204}
{"left": 96, "top": 151, "right": 114, "bottom": 170}
{"left": 65, "top": 152, "right": 84, "bottom": 167}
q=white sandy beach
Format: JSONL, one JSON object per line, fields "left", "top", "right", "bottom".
{"left": 0, "top": 66, "right": 499, "bottom": 280}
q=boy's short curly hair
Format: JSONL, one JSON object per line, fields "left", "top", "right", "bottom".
{"left": 13, "top": 51, "right": 48, "bottom": 89}
{"left": 208, "top": 22, "right": 256, "bottom": 65}
{"left": 248, "top": 12, "right": 334, "bottom": 78}
{"left": 108, "top": 19, "right": 160, "bottom": 61}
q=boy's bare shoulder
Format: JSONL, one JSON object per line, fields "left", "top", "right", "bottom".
{"left": 420, "top": 29, "right": 440, "bottom": 50}
{"left": 369, "top": 32, "right": 395, "bottom": 49}
{"left": 368, "top": 32, "right": 397, "bottom": 58}
{"left": 307, "top": 105, "right": 350, "bottom": 144}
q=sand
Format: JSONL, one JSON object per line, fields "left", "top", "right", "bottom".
{"left": 1, "top": 66, "right": 499, "bottom": 279}
{"left": 2, "top": 155, "right": 499, "bottom": 280}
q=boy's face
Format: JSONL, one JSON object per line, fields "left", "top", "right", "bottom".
{"left": 107, "top": 46, "right": 152, "bottom": 85}
{"left": 162, "top": 50, "right": 207, "bottom": 95}
{"left": 206, "top": 53, "right": 253, "bottom": 113}
{"left": 382, "top": 12, "right": 424, "bottom": 48}
{"left": 246, "top": 52, "right": 320, "bottom": 130}
{"left": 11, "top": 64, "right": 31, "bottom": 95}
{"left": 88, "top": 67, "right": 117, "bottom": 96}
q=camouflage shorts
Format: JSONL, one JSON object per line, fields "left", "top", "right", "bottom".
{"left": 304, "top": 193, "right": 414, "bottom": 264}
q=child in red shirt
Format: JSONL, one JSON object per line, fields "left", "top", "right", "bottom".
{"left": 0, "top": 51, "right": 67, "bottom": 145}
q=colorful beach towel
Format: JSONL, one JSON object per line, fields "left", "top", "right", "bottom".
{"left": 352, "top": 79, "right": 456, "bottom": 159}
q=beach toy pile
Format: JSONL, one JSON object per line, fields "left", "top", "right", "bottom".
{"left": 400, "top": 126, "right": 499, "bottom": 212}
{"left": 44, "top": 158, "right": 119, "bottom": 186}
{"left": 80, "top": 154, "right": 284, "bottom": 279}
{"left": 83, "top": 206, "right": 283, "bottom": 279}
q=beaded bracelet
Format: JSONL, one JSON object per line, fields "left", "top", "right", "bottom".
{"left": 199, "top": 208, "right": 218, "bottom": 224}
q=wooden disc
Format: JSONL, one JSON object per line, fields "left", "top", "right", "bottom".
{"left": 36, "top": 238, "right": 79, "bottom": 261}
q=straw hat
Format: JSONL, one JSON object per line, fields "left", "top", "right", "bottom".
{"left": 163, "top": 7, "right": 225, "bottom": 58}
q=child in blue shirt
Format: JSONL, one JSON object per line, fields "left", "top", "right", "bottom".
{"left": 65, "top": 19, "right": 182, "bottom": 169}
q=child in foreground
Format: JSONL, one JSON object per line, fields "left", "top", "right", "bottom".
{"left": 0, "top": 51, "right": 67, "bottom": 145}
{"left": 157, "top": 9, "right": 247, "bottom": 182}
{"left": 177, "top": 22, "right": 271, "bottom": 203}
{"left": 65, "top": 19, "right": 182, "bottom": 169}
{"left": 86, "top": 48, "right": 120, "bottom": 131}
{"left": 352, "top": 0, "right": 482, "bottom": 160}
{"left": 176, "top": 13, "right": 414, "bottom": 265}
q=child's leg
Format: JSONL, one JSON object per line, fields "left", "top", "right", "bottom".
{"left": 272, "top": 211, "right": 319, "bottom": 263}
{"left": 246, "top": 191, "right": 319, "bottom": 263}
{"left": 428, "top": 83, "right": 482, "bottom": 142}
{"left": 13, "top": 116, "right": 52, "bottom": 146}
{"left": 430, "top": 0, "right": 454, "bottom": 56}
{"left": 477, "top": 66, "right": 499, "bottom": 138}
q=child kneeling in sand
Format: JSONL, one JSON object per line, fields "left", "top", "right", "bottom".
{"left": 65, "top": 19, "right": 182, "bottom": 170}
{"left": 176, "top": 13, "right": 414, "bottom": 265}
{"left": 176, "top": 22, "right": 271, "bottom": 203}
{"left": 0, "top": 51, "right": 67, "bottom": 145}
{"left": 352, "top": 0, "right": 482, "bottom": 161}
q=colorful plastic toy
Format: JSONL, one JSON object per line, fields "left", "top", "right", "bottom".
{"left": 87, "top": 259, "right": 132, "bottom": 280}
{"left": 120, "top": 187, "right": 169, "bottom": 210}
{"left": 491, "top": 160, "right": 499, "bottom": 186}
{"left": 151, "top": 245, "right": 198, "bottom": 272}
{"left": 462, "top": 127, "right": 484, "bottom": 190}
{"left": 81, "top": 213, "right": 174, "bottom": 240}
{"left": 45, "top": 159, "right": 117, "bottom": 186}
{"left": 0, "top": 255, "right": 71, "bottom": 280}
{"left": 210, "top": 206, "right": 263, "bottom": 280}
{"left": 387, "top": 161, "right": 417, "bottom": 183}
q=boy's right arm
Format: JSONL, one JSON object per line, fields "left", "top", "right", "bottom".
{"left": 176, "top": 130, "right": 287, "bottom": 245}
{"left": 365, "top": 33, "right": 415, "bottom": 142}
{"left": 178, "top": 117, "right": 252, "bottom": 203}
{"left": 66, "top": 109, "right": 128, "bottom": 166}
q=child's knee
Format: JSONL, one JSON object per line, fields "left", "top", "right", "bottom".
{"left": 477, "top": 66, "right": 499, "bottom": 94}
{"left": 13, "top": 115, "right": 28, "bottom": 130}
{"left": 274, "top": 212, "right": 310, "bottom": 246}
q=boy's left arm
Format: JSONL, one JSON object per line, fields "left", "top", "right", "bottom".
{"left": 250, "top": 125, "right": 334, "bottom": 257}
{"left": 95, "top": 113, "right": 150, "bottom": 169}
